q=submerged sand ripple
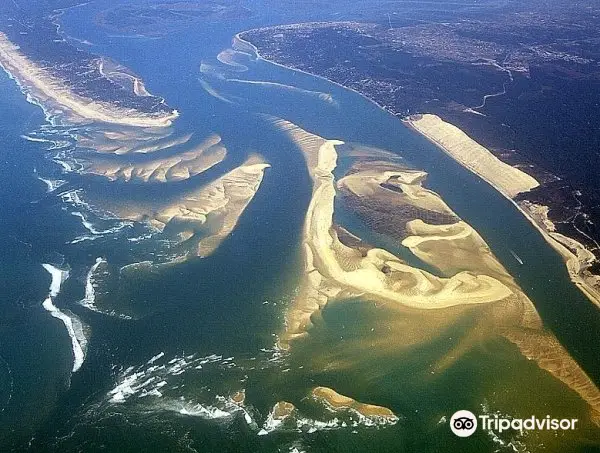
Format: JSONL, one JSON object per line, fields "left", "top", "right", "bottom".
{"left": 112, "top": 155, "right": 269, "bottom": 259}
{"left": 82, "top": 134, "right": 226, "bottom": 182}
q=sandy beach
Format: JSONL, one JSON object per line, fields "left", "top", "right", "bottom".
{"left": 0, "top": 32, "right": 178, "bottom": 128}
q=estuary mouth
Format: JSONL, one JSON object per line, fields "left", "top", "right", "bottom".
{"left": 1, "top": 1, "right": 600, "bottom": 452}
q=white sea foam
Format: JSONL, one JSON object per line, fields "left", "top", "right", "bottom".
{"left": 71, "top": 211, "right": 131, "bottom": 235}
{"left": 42, "top": 263, "right": 68, "bottom": 298}
{"left": 54, "top": 158, "right": 74, "bottom": 172}
{"left": 21, "top": 135, "right": 55, "bottom": 144}
{"left": 60, "top": 189, "right": 88, "bottom": 208}
{"left": 41, "top": 264, "right": 87, "bottom": 372}
{"left": 69, "top": 235, "right": 99, "bottom": 244}
{"left": 107, "top": 352, "right": 228, "bottom": 404}
{"left": 78, "top": 258, "right": 133, "bottom": 320}
{"left": 176, "top": 401, "right": 231, "bottom": 419}
{"left": 37, "top": 176, "right": 66, "bottom": 192}
{"left": 127, "top": 233, "right": 154, "bottom": 243}
{"left": 257, "top": 413, "right": 285, "bottom": 436}
{"left": 257, "top": 404, "right": 397, "bottom": 437}
{"left": 79, "top": 257, "right": 105, "bottom": 312}
{"left": 479, "top": 401, "right": 526, "bottom": 452}
{"left": 147, "top": 352, "right": 165, "bottom": 364}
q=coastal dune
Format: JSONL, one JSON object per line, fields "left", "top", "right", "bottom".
{"left": 406, "top": 113, "right": 600, "bottom": 308}
{"left": 0, "top": 32, "right": 178, "bottom": 127}
{"left": 405, "top": 113, "right": 539, "bottom": 198}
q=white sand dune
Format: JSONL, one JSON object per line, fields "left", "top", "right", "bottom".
{"left": 0, "top": 32, "right": 178, "bottom": 127}
{"left": 405, "top": 114, "right": 538, "bottom": 198}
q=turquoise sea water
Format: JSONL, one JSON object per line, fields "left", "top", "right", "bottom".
{"left": 0, "top": 1, "right": 599, "bottom": 452}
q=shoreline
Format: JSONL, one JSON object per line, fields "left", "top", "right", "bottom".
{"left": 236, "top": 30, "right": 600, "bottom": 310}
{"left": 0, "top": 32, "right": 178, "bottom": 128}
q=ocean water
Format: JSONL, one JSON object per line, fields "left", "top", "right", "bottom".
{"left": 0, "top": 1, "right": 599, "bottom": 452}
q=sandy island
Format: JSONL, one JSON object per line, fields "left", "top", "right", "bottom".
{"left": 0, "top": 32, "right": 178, "bottom": 127}
{"left": 311, "top": 387, "right": 398, "bottom": 422}
{"left": 273, "top": 118, "right": 516, "bottom": 338}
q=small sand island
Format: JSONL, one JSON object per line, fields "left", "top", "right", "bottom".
{"left": 311, "top": 387, "right": 398, "bottom": 422}
{"left": 0, "top": 32, "right": 178, "bottom": 127}
{"left": 258, "top": 401, "right": 296, "bottom": 435}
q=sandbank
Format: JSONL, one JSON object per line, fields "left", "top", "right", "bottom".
{"left": 311, "top": 386, "right": 397, "bottom": 421}
{"left": 272, "top": 117, "right": 600, "bottom": 421}
{"left": 272, "top": 118, "right": 519, "bottom": 346}
{"left": 113, "top": 155, "right": 270, "bottom": 258}
{"left": 83, "top": 136, "right": 226, "bottom": 182}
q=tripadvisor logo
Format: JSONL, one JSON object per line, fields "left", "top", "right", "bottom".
{"left": 450, "top": 410, "right": 478, "bottom": 437}
{"left": 450, "top": 410, "right": 578, "bottom": 437}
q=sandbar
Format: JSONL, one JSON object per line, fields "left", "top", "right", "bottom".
{"left": 311, "top": 386, "right": 397, "bottom": 421}
{"left": 82, "top": 135, "right": 226, "bottom": 182}
{"left": 112, "top": 154, "right": 270, "bottom": 259}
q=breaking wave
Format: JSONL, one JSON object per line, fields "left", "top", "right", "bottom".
{"left": 41, "top": 264, "right": 88, "bottom": 372}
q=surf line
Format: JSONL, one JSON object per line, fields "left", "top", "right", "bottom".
{"left": 41, "top": 264, "right": 86, "bottom": 372}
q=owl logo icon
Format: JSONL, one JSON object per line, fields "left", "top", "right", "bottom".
{"left": 450, "top": 410, "right": 478, "bottom": 437}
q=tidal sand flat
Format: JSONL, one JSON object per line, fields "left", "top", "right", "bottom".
{"left": 109, "top": 155, "right": 270, "bottom": 259}
{"left": 81, "top": 134, "right": 227, "bottom": 183}
{"left": 271, "top": 117, "right": 600, "bottom": 428}
{"left": 0, "top": 32, "right": 178, "bottom": 127}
